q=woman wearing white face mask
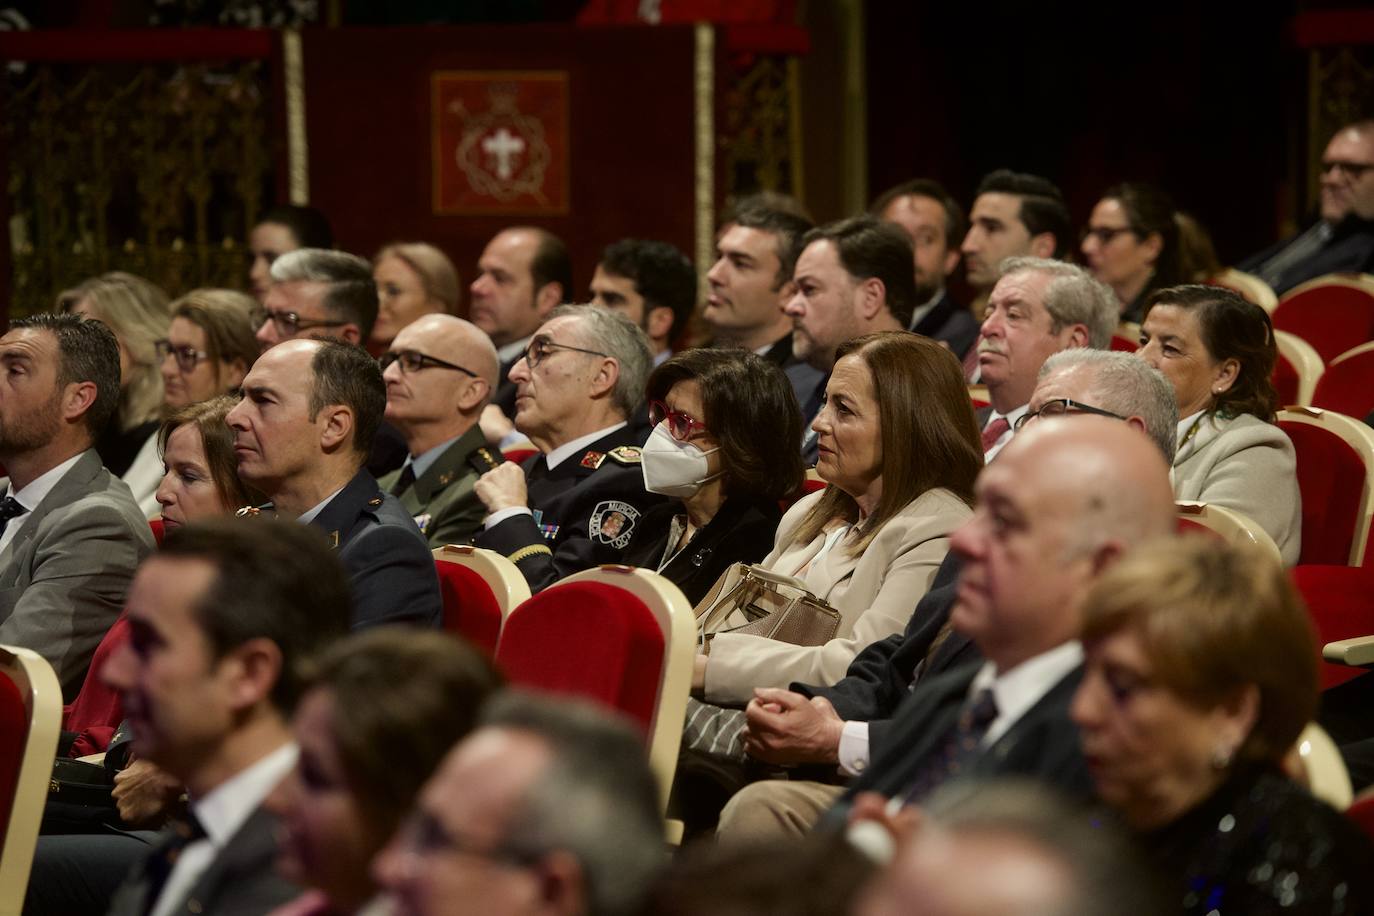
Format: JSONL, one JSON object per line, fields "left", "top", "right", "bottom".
{"left": 623, "top": 349, "right": 806, "bottom": 605}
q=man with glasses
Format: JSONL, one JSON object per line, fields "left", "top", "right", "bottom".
{"left": 473, "top": 305, "right": 665, "bottom": 592}
{"left": 227, "top": 338, "right": 442, "bottom": 629}
{"left": 373, "top": 692, "right": 663, "bottom": 916}
{"left": 253, "top": 248, "right": 378, "bottom": 351}
{"left": 378, "top": 314, "right": 503, "bottom": 547}
{"left": 1240, "top": 120, "right": 1374, "bottom": 294}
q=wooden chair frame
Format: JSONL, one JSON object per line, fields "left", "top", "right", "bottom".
{"left": 1211, "top": 267, "right": 1278, "bottom": 313}
{"left": 1175, "top": 501, "right": 1282, "bottom": 565}
{"left": 0, "top": 645, "right": 61, "bottom": 916}
{"left": 433, "top": 544, "right": 531, "bottom": 619}
{"left": 1274, "top": 330, "right": 1325, "bottom": 407}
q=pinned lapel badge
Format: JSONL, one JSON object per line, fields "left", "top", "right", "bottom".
{"left": 367, "top": 496, "right": 384, "bottom": 508}
{"left": 327, "top": 530, "right": 340, "bottom": 549}
{"left": 413, "top": 513, "right": 433, "bottom": 534}
{"left": 580, "top": 450, "right": 607, "bottom": 469}
{"left": 438, "top": 470, "right": 456, "bottom": 486}
{"left": 235, "top": 505, "right": 262, "bottom": 518}
{"left": 589, "top": 500, "right": 639, "bottom": 549}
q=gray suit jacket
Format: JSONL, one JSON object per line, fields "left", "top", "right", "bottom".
{"left": 1172, "top": 412, "right": 1301, "bottom": 566}
{"left": 105, "top": 807, "right": 301, "bottom": 916}
{"left": 0, "top": 449, "right": 154, "bottom": 699}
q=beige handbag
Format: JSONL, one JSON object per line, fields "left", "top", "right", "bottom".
{"left": 694, "top": 562, "right": 842, "bottom": 649}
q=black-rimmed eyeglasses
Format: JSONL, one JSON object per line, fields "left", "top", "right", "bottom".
{"left": 379, "top": 349, "right": 478, "bottom": 377}
{"left": 155, "top": 340, "right": 211, "bottom": 373}
{"left": 523, "top": 336, "right": 609, "bottom": 369}
{"left": 254, "top": 308, "right": 349, "bottom": 338}
{"left": 1014, "top": 398, "right": 1127, "bottom": 431}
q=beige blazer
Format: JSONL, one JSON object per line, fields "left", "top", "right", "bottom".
{"left": 1172, "top": 412, "right": 1302, "bottom": 566}
{"left": 703, "top": 486, "right": 971, "bottom": 705}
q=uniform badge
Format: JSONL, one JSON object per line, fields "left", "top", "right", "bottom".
{"left": 367, "top": 496, "right": 384, "bottom": 508}
{"left": 327, "top": 530, "right": 340, "bottom": 549}
{"left": 438, "top": 470, "right": 456, "bottom": 486}
{"left": 538, "top": 523, "right": 560, "bottom": 540}
{"left": 580, "top": 450, "right": 606, "bottom": 469}
{"left": 589, "top": 500, "right": 639, "bottom": 549}
{"left": 606, "top": 446, "right": 643, "bottom": 465}
{"left": 235, "top": 505, "right": 261, "bottom": 518}
{"left": 413, "top": 513, "right": 433, "bottom": 534}
{"left": 473, "top": 448, "right": 502, "bottom": 473}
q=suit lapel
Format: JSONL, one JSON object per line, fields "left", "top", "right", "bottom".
{"left": 0, "top": 450, "right": 100, "bottom": 574}
{"left": 1173, "top": 413, "right": 1220, "bottom": 469}
{"left": 868, "top": 663, "right": 981, "bottom": 796}
{"left": 176, "top": 807, "right": 283, "bottom": 915}
{"left": 412, "top": 426, "right": 485, "bottom": 503}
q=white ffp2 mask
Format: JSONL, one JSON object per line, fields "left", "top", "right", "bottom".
{"left": 640, "top": 423, "right": 722, "bottom": 498}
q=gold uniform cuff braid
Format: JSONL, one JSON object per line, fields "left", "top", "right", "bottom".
{"left": 508, "top": 544, "right": 553, "bottom": 564}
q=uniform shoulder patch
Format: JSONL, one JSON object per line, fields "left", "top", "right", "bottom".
{"left": 605, "top": 446, "right": 642, "bottom": 465}
{"left": 580, "top": 450, "right": 607, "bottom": 469}
{"left": 589, "top": 500, "right": 640, "bottom": 549}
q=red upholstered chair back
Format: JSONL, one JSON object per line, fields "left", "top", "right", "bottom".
{"left": 1109, "top": 333, "right": 1138, "bottom": 352}
{"left": 0, "top": 645, "right": 61, "bottom": 913}
{"left": 1273, "top": 275, "right": 1374, "bottom": 364}
{"left": 496, "top": 581, "right": 665, "bottom": 735}
{"left": 149, "top": 518, "right": 165, "bottom": 546}
{"left": 1291, "top": 565, "right": 1374, "bottom": 690}
{"left": 0, "top": 673, "right": 25, "bottom": 846}
{"left": 433, "top": 560, "right": 504, "bottom": 653}
{"left": 1348, "top": 794, "right": 1374, "bottom": 843}
{"left": 1312, "top": 342, "right": 1374, "bottom": 419}
{"left": 1277, "top": 408, "right": 1374, "bottom": 566}
{"left": 967, "top": 385, "right": 990, "bottom": 410}
{"left": 1273, "top": 349, "right": 1302, "bottom": 407}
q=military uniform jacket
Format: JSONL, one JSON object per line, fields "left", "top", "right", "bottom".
{"left": 378, "top": 425, "right": 501, "bottom": 548}
{"left": 476, "top": 425, "right": 667, "bottom": 593}
{"left": 249, "top": 469, "right": 443, "bottom": 630}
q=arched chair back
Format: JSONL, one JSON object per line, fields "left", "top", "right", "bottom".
{"left": 967, "top": 384, "right": 990, "bottom": 410}
{"left": 1110, "top": 321, "right": 1140, "bottom": 353}
{"left": 432, "top": 545, "right": 529, "bottom": 654}
{"left": 1277, "top": 407, "right": 1374, "bottom": 566}
{"left": 1312, "top": 341, "right": 1374, "bottom": 419}
{"left": 494, "top": 565, "right": 694, "bottom": 815}
{"left": 0, "top": 645, "right": 61, "bottom": 916}
{"left": 1293, "top": 722, "right": 1353, "bottom": 810}
{"left": 1273, "top": 273, "right": 1374, "bottom": 364}
{"left": 1293, "top": 564, "right": 1374, "bottom": 690}
{"left": 1207, "top": 267, "right": 1278, "bottom": 313}
{"left": 1175, "top": 501, "right": 1282, "bottom": 565}
{"left": 1273, "top": 330, "right": 1324, "bottom": 407}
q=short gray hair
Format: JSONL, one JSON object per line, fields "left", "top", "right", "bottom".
{"left": 548, "top": 304, "right": 652, "bottom": 419}
{"left": 484, "top": 692, "right": 664, "bottom": 916}
{"left": 1039, "top": 349, "right": 1178, "bottom": 460}
{"left": 270, "top": 248, "right": 379, "bottom": 340}
{"left": 999, "top": 257, "right": 1118, "bottom": 350}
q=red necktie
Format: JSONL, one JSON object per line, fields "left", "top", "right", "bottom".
{"left": 981, "top": 416, "right": 1011, "bottom": 452}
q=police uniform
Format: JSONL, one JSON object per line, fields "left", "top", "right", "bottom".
{"left": 378, "top": 425, "right": 502, "bottom": 548}
{"left": 476, "top": 425, "right": 667, "bottom": 592}
{"left": 240, "top": 469, "right": 443, "bottom": 630}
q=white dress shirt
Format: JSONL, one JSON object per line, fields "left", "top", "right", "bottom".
{"left": 0, "top": 451, "right": 85, "bottom": 555}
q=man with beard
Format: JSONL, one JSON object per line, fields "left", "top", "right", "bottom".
{"left": 0, "top": 313, "right": 153, "bottom": 698}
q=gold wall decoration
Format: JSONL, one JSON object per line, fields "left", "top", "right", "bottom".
{"left": 719, "top": 54, "right": 802, "bottom": 203}
{"left": 5, "top": 61, "right": 273, "bottom": 317}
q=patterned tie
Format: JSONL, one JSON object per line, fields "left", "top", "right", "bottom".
{"left": 142, "top": 811, "right": 207, "bottom": 915}
{"left": 0, "top": 496, "right": 26, "bottom": 539}
{"left": 390, "top": 462, "right": 417, "bottom": 497}
{"left": 900, "top": 687, "right": 999, "bottom": 805}
{"left": 980, "top": 416, "right": 1011, "bottom": 453}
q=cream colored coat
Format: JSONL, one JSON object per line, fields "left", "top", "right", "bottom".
{"left": 1172, "top": 412, "right": 1302, "bottom": 566}
{"left": 703, "top": 487, "right": 971, "bottom": 705}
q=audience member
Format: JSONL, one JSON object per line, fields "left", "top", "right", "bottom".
{"left": 622, "top": 349, "right": 805, "bottom": 604}
{"left": 94, "top": 519, "right": 353, "bottom": 916}
{"left": 58, "top": 271, "right": 171, "bottom": 478}
{"left": 373, "top": 692, "right": 665, "bottom": 916}
{"left": 869, "top": 178, "right": 979, "bottom": 358}
{"left": 718, "top": 417, "right": 1174, "bottom": 842}
{"left": 469, "top": 226, "right": 572, "bottom": 433}
{"left": 255, "top": 248, "right": 378, "bottom": 351}
{"left": 378, "top": 314, "right": 503, "bottom": 547}
{"left": 371, "top": 241, "right": 461, "bottom": 353}
{"left": 1021, "top": 350, "right": 1178, "bottom": 460}
{"left": 1079, "top": 182, "right": 1181, "bottom": 322}
{"left": 248, "top": 205, "right": 334, "bottom": 303}
{"left": 0, "top": 313, "right": 154, "bottom": 698}
{"left": 1239, "top": 119, "right": 1374, "bottom": 294}
{"left": 960, "top": 170, "right": 1070, "bottom": 319}
{"left": 227, "top": 338, "right": 443, "bottom": 628}
{"left": 474, "top": 305, "right": 665, "bottom": 592}
{"left": 1136, "top": 284, "right": 1301, "bottom": 564}
{"left": 266, "top": 629, "right": 501, "bottom": 915}
{"left": 1072, "top": 536, "right": 1374, "bottom": 914}
{"left": 850, "top": 781, "right": 1165, "bottom": 916}
{"left": 785, "top": 218, "right": 917, "bottom": 462}
{"left": 590, "top": 238, "right": 697, "bottom": 366}
{"left": 973, "top": 257, "right": 1117, "bottom": 459}
{"left": 117, "top": 288, "right": 259, "bottom": 518}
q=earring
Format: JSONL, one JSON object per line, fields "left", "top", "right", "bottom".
{"left": 1211, "top": 744, "right": 1234, "bottom": 770}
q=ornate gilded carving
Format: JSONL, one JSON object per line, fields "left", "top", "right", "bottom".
{"left": 5, "top": 61, "right": 272, "bottom": 317}
{"left": 719, "top": 54, "right": 802, "bottom": 201}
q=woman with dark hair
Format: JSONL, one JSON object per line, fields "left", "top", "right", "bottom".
{"left": 622, "top": 349, "right": 805, "bottom": 604}
{"left": 694, "top": 331, "right": 981, "bottom": 704}
{"left": 248, "top": 204, "right": 333, "bottom": 302}
{"left": 266, "top": 628, "right": 500, "bottom": 915}
{"left": 1137, "top": 284, "right": 1301, "bottom": 564}
{"left": 1080, "top": 182, "right": 1181, "bottom": 322}
{"left": 1072, "top": 536, "right": 1373, "bottom": 914}
{"left": 371, "top": 241, "right": 461, "bottom": 352}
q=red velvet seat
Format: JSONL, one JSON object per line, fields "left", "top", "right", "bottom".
{"left": 1277, "top": 408, "right": 1374, "bottom": 566}
{"left": 1272, "top": 274, "right": 1374, "bottom": 365}
{"left": 432, "top": 545, "right": 529, "bottom": 655}
{"left": 149, "top": 517, "right": 165, "bottom": 546}
{"left": 1291, "top": 565, "right": 1374, "bottom": 691}
{"left": 1347, "top": 794, "right": 1374, "bottom": 844}
{"left": 0, "top": 645, "right": 61, "bottom": 912}
{"left": 1312, "top": 342, "right": 1374, "bottom": 420}
{"left": 1109, "top": 333, "right": 1138, "bottom": 352}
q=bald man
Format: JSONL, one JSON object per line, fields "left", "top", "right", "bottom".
{"left": 378, "top": 315, "right": 504, "bottom": 546}
{"left": 719, "top": 417, "right": 1175, "bottom": 841}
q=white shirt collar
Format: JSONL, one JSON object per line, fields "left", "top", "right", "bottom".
{"left": 496, "top": 335, "right": 533, "bottom": 366}
{"left": 968, "top": 641, "right": 1083, "bottom": 747}
{"left": 297, "top": 485, "right": 346, "bottom": 525}
{"left": 407, "top": 432, "right": 463, "bottom": 481}
{"left": 190, "top": 742, "right": 298, "bottom": 847}
{"left": 982, "top": 404, "right": 1030, "bottom": 462}
{"left": 544, "top": 422, "right": 628, "bottom": 470}
{"left": 6, "top": 450, "right": 86, "bottom": 511}
{"left": 907, "top": 287, "right": 946, "bottom": 331}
